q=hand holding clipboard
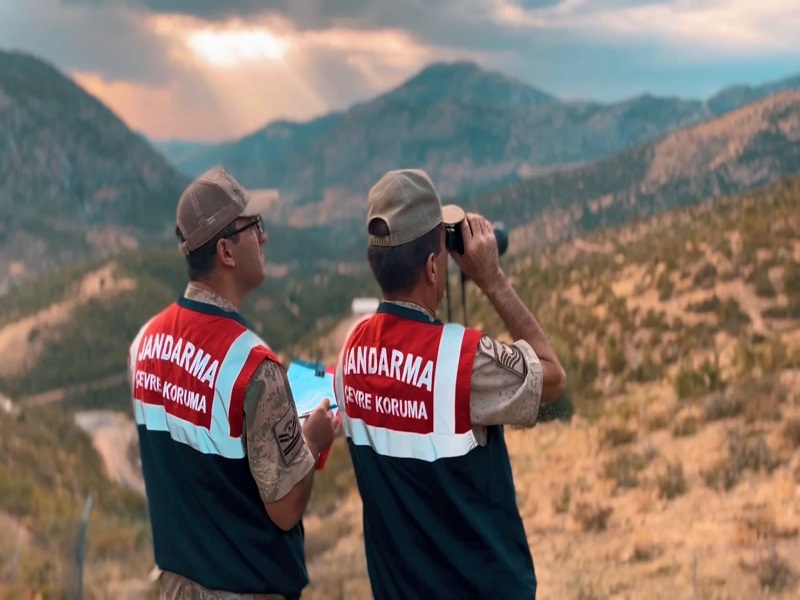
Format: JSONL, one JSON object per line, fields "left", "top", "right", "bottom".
{"left": 287, "top": 359, "right": 341, "bottom": 469}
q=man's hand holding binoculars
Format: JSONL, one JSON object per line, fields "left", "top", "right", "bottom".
{"left": 447, "top": 211, "right": 505, "bottom": 292}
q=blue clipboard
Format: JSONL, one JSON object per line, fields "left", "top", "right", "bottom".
{"left": 286, "top": 359, "right": 337, "bottom": 419}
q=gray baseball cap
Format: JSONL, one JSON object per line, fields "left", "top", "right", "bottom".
{"left": 176, "top": 166, "right": 271, "bottom": 254}
{"left": 366, "top": 169, "right": 446, "bottom": 247}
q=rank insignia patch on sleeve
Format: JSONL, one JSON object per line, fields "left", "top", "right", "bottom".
{"left": 273, "top": 408, "right": 303, "bottom": 465}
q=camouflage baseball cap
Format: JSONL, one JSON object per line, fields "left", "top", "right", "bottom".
{"left": 176, "top": 166, "right": 271, "bottom": 254}
{"left": 367, "top": 169, "right": 444, "bottom": 247}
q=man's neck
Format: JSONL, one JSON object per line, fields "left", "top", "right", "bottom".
{"left": 383, "top": 297, "right": 437, "bottom": 322}
{"left": 184, "top": 281, "right": 239, "bottom": 312}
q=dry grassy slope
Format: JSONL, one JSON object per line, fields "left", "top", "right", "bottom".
{"left": 297, "top": 176, "right": 800, "bottom": 599}
{"left": 644, "top": 90, "right": 800, "bottom": 188}
{"left": 0, "top": 263, "right": 135, "bottom": 378}
{"left": 303, "top": 378, "right": 800, "bottom": 600}
{"left": 495, "top": 175, "right": 800, "bottom": 405}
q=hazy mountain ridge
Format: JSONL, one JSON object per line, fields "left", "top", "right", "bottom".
{"left": 466, "top": 90, "right": 800, "bottom": 246}
{"left": 160, "top": 61, "right": 800, "bottom": 227}
{"left": 707, "top": 74, "right": 800, "bottom": 114}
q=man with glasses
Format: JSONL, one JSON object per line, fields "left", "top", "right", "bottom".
{"left": 128, "top": 166, "right": 340, "bottom": 599}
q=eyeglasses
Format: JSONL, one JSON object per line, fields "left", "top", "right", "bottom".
{"left": 224, "top": 216, "right": 264, "bottom": 239}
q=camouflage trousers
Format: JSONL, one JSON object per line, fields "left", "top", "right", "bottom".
{"left": 160, "top": 570, "right": 298, "bottom": 600}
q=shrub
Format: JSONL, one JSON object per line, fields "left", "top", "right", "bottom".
{"left": 782, "top": 418, "right": 800, "bottom": 449}
{"left": 784, "top": 260, "right": 800, "bottom": 296}
{"left": 655, "top": 461, "right": 687, "bottom": 500}
{"left": 702, "top": 457, "right": 740, "bottom": 491}
{"left": 693, "top": 262, "right": 717, "bottom": 288}
{"left": 600, "top": 424, "right": 637, "bottom": 448}
{"left": 702, "top": 391, "right": 743, "bottom": 422}
{"left": 753, "top": 269, "right": 776, "bottom": 298}
{"left": 572, "top": 501, "right": 613, "bottom": 532}
{"left": 687, "top": 295, "right": 722, "bottom": 313}
{"left": 674, "top": 360, "right": 724, "bottom": 400}
{"left": 754, "top": 549, "right": 795, "bottom": 592}
{"left": 703, "top": 430, "right": 781, "bottom": 491}
{"left": 646, "top": 408, "right": 669, "bottom": 432}
{"left": 718, "top": 298, "right": 751, "bottom": 334}
{"left": 552, "top": 484, "right": 571, "bottom": 514}
{"left": 632, "top": 347, "right": 661, "bottom": 383}
{"left": 658, "top": 278, "right": 675, "bottom": 301}
{"left": 603, "top": 449, "right": 647, "bottom": 489}
{"left": 631, "top": 539, "right": 661, "bottom": 562}
{"left": 672, "top": 412, "right": 700, "bottom": 437}
{"left": 762, "top": 300, "right": 800, "bottom": 320}
{"left": 605, "top": 336, "right": 627, "bottom": 375}
{"left": 741, "top": 380, "right": 784, "bottom": 424}
{"left": 641, "top": 309, "right": 667, "bottom": 330}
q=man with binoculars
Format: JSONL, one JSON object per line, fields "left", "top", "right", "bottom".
{"left": 334, "top": 168, "right": 566, "bottom": 599}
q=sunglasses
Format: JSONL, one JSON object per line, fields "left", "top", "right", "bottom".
{"left": 224, "top": 216, "right": 264, "bottom": 238}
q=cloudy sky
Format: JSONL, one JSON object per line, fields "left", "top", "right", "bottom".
{"left": 2, "top": 0, "right": 799, "bottom": 143}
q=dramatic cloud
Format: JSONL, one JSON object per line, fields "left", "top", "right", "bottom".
{"left": 2, "top": 0, "right": 798, "bottom": 141}
{"left": 567, "top": 0, "right": 800, "bottom": 55}
{"left": 0, "top": 0, "right": 181, "bottom": 84}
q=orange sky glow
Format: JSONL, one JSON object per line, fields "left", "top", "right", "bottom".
{"left": 71, "top": 14, "right": 475, "bottom": 142}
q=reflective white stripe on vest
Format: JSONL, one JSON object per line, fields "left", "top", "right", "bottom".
{"left": 133, "top": 330, "right": 264, "bottom": 459}
{"left": 433, "top": 324, "right": 464, "bottom": 436}
{"left": 343, "top": 322, "right": 478, "bottom": 462}
{"left": 346, "top": 419, "right": 477, "bottom": 461}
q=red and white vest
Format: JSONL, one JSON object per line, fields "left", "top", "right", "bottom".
{"left": 129, "top": 301, "right": 277, "bottom": 457}
{"left": 336, "top": 306, "right": 483, "bottom": 461}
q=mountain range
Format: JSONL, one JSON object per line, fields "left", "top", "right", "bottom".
{"left": 2, "top": 48, "right": 800, "bottom": 291}
{"left": 153, "top": 61, "right": 800, "bottom": 226}
{"left": 464, "top": 89, "right": 800, "bottom": 245}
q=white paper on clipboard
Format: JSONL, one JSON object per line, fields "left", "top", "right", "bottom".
{"left": 286, "top": 359, "right": 337, "bottom": 420}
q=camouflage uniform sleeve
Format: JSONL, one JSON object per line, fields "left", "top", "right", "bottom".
{"left": 243, "top": 359, "right": 316, "bottom": 504}
{"left": 470, "top": 336, "right": 544, "bottom": 428}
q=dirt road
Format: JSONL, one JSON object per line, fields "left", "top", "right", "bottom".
{"left": 73, "top": 410, "right": 145, "bottom": 497}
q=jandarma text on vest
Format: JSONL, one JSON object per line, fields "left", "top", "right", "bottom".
{"left": 136, "top": 333, "right": 220, "bottom": 388}
{"left": 134, "top": 369, "right": 208, "bottom": 414}
{"left": 343, "top": 346, "right": 433, "bottom": 390}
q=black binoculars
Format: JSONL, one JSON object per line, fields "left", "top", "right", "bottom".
{"left": 442, "top": 205, "right": 509, "bottom": 257}
{"left": 441, "top": 204, "right": 510, "bottom": 326}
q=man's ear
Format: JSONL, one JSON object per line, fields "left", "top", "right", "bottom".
{"left": 217, "top": 238, "right": 236, "bottom": 268}
{"left": 426, "top": 252, "right": 437, "bottom": 285}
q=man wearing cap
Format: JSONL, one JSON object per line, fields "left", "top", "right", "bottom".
{"left": 334, "top": 168, "right": 566, "bottom": 599}
{"left": 128, "top": 166, "right": 340, "bottom": 599}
